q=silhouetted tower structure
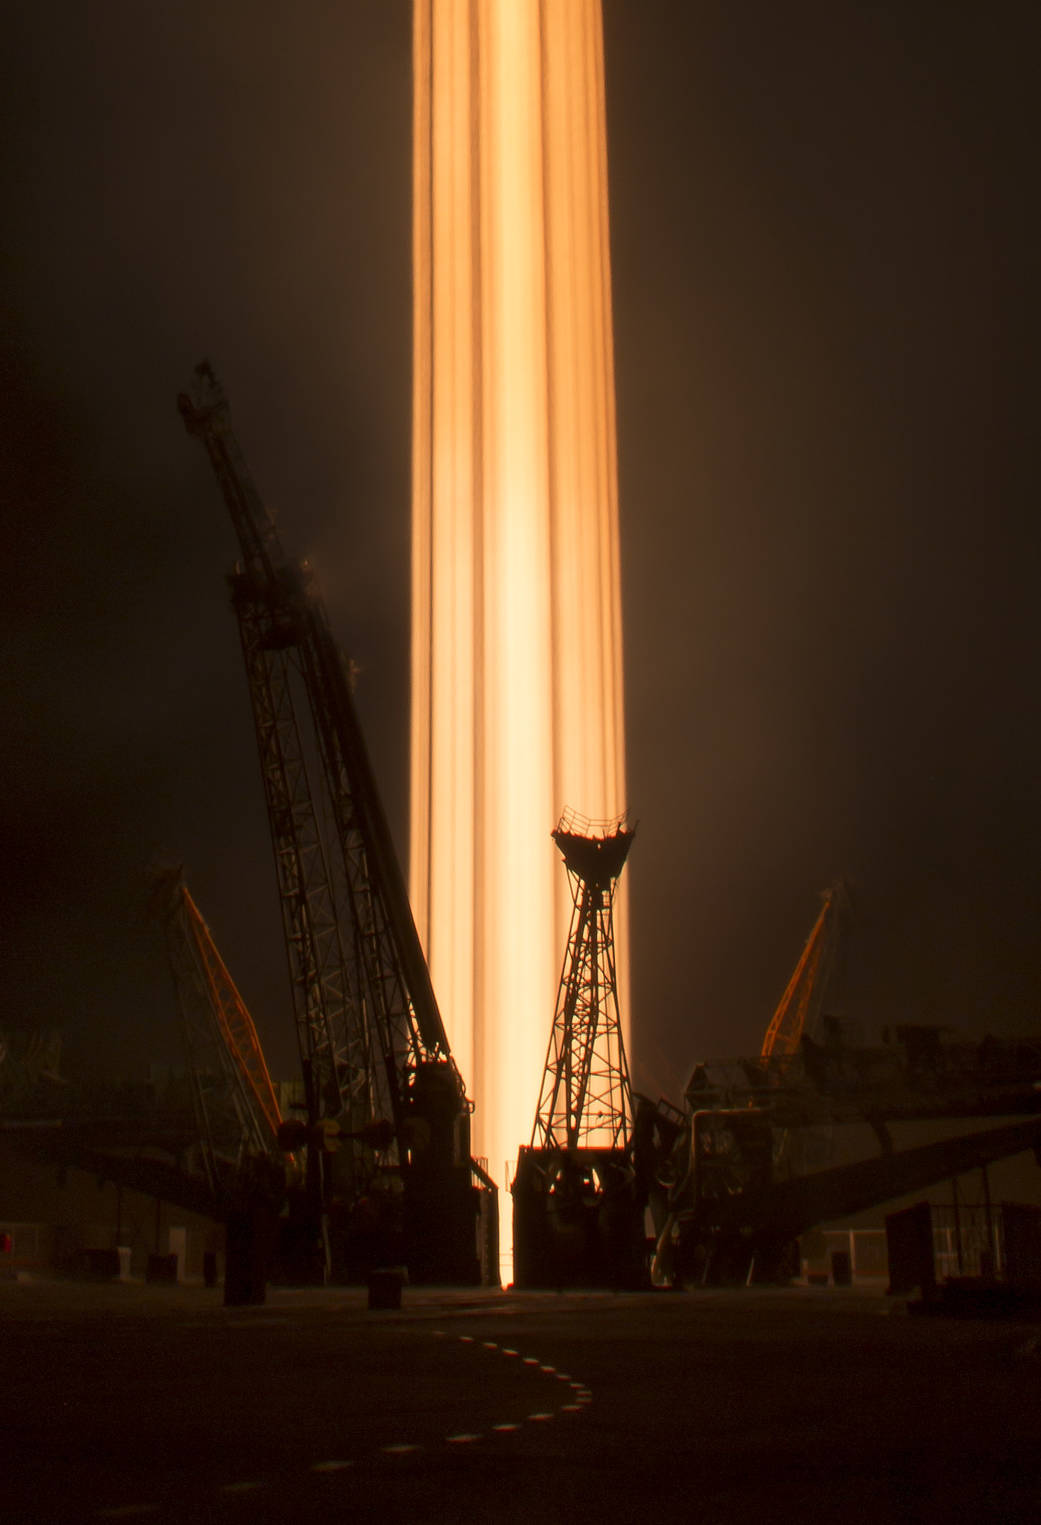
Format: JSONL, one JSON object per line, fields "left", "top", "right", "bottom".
{"left": 513, "top": 812, "right": 644, "bottom": 1288}
{"left": 532, "top": 811, "right": 634, "bottom": 1151}
{"left": 179, "top": 363, "right": 495, "bottom": 1285}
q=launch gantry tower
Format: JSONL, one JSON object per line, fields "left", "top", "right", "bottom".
{"left": 179, "top": 363, "right": 495, "bottom": 1285}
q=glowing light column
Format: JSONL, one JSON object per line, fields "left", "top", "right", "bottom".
{"left": 411, "top": 0, "right": 627, "bottom": 1262}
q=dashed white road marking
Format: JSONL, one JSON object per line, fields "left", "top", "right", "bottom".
{"left": 97, "top": 1326, "right": 593, "bottom": 1518}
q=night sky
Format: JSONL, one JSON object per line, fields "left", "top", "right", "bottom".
{"left": 4, "top": 2, "right": 1037, "bottom": 1114}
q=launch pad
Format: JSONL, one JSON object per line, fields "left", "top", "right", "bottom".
{"left": 4, "top": 1278, "right": 1040, "bottom": 1525}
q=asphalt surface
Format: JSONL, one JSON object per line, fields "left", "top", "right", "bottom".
{"left": 2, "top": 1278, "right": 1039, "bottom": 1523}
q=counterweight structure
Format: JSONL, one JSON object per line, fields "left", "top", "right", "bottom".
{"left": 179, "top": 363, "right": 495, "bottom": 1284}
{"left": 513, "top": 814, "right": 644, "bottom": 1288}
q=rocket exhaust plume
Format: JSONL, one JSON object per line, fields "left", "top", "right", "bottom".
{"left": 411, "top": 0, "right": 627, "bottom": 1275}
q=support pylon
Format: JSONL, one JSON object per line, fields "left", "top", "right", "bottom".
{"left": 512, "top": 811, "right": 644, "bottom": 1290}
{"left": 532, "top": 811, "right": 635, "bottom": 1151}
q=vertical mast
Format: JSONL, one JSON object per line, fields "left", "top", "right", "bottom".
{"left": 532, "top": 810, "right": 635, "bottom": 1151}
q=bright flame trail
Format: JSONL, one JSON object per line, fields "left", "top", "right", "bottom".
{"left": 411, "top": 0, "right": 627, "bottom": 1273}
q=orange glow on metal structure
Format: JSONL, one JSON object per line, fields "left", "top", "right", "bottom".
{"left": 760, "top": 884, "right": 846, "bottom": 1060}
{"left": 180, "top": 885, "right": 283, "bottom": 1139}
{"left": 412, "top": 0, "right": 628, "bottom": 1271}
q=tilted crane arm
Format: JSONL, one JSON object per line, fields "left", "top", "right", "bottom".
{"left": 761, "top": 880, "right": 848, "bottom": 1060}
{"left": 179, "top": 883, "right": 283, "bottom": 1140}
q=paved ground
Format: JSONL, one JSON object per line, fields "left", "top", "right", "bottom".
{"left": 2, "top": 1277, "right": 1039, "bottom": 1523}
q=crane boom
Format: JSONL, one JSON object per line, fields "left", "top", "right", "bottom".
{"left": 179, "top": 364, "right": 457, "bottom": 1093}
{"left": 760, "top": 881, "right": 847, "bottom": 1060}
{"left": 154, "top": 866, "right": 285, "bottom": 1198}
{"left": 178, "top": 882, "right": 283, "bottom": 1141}
{"left": 179, "top": 363, "right": 491, "bottom": 1284}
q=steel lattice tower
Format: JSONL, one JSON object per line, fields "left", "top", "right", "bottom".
{"left": 532, "top": 811, "right": 635, "bottom": 1152}
{"left": 179, "top": 363, "right": 495, "bottom": 1286}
